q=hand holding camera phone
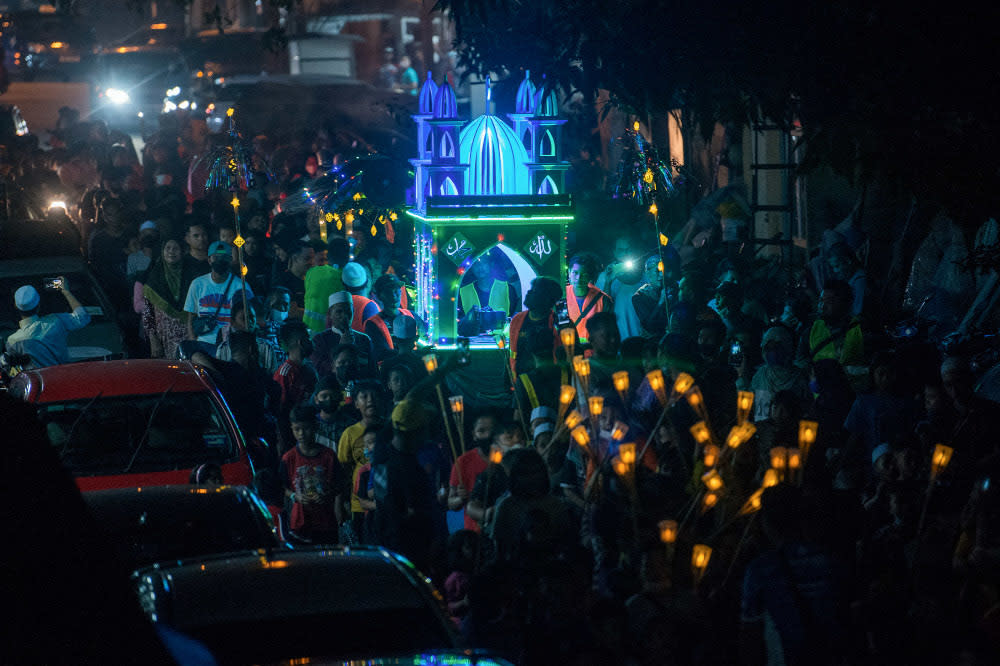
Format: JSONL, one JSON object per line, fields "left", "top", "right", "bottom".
{"left": 44, "top": 276, "right": 65, "bottom": 291}
{"left": 555, "top": 299, "right": 571, "bottom": 328}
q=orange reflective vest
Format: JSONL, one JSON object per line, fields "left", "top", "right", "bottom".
{"left": 350, "top": 295, "right": 374, "bottom": 333}
{"left": 365, "top": 308, "right": 415, "bottom": 349}
{"left": 566, "top": 285, "right": 610, "bottom": 342}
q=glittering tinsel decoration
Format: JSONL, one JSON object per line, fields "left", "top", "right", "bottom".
{"left": 611, "top": 121, "right": 678, "bottom": 204}
{"left": 204, "top": 112, "right": 270, "bottom": 192}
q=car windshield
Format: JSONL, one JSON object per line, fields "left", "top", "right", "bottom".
{"left": 37, "top": 392, "right": 238, "bottom": 476}
{"left": 0, "top": 271, "right": 109, "bottom": 343}
{"left": 184, "top": 609, "right": 453, "bottom": 665}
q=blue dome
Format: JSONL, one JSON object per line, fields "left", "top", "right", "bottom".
{"left": 514, "top": 70, "right": 536, "bottom": 114}
{"left": 433, "top": 79, "right": 458, "bottom": 119}
{"left": 458, "top": 78, "right": 530, "bottom": 195}
{"left": 418, "top": 72, "right": 438, "bottom": 115}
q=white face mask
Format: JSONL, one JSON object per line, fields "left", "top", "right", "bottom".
{"left": 270, "top": 309, "right": 289, "bottom": 322}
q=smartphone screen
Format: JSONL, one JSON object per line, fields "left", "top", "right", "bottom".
{"left": 457, "top": 337, "right": 471, "bottom": 366}
{"left": 555, "top": 300, "right": 571, "bottom": 327}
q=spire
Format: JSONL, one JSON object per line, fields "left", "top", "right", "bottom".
{"left": 418, "top": 71, "right": 438, "bottom": 115}
{"left": 515, "top": 70, "right": 536, "bottom": 114}
{"left": 533, "top": 75, "right": 558, "bottom": 117}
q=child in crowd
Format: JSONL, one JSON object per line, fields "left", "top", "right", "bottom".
{"left": 279, "top": 403, "right": 343, "bottom": 544}
{"left": 312, "top": 374, "right": 342, "bottom": 452}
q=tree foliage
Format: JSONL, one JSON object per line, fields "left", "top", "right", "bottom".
{"left": 437, "top": 0, "right": 1000, "bottom": 219}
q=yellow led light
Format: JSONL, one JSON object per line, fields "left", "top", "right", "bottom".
{"left": 352, "top": 192, "right": 362, "bottom": 201}
{"left": 564, "top": 409, "right": 583, "bottom": 431}
{"left": 226, "top": 107, "right": 234, "bottom": 117}
{"left": 689, "top": 421, "right": 711, "bottom": 445}
{"left": 658, "top": 519, "right": 678, "bottom": 544}
{"left": 230, "top": 195, "right": 240, "bottom": 209}
{"left": 618, "top": 442, "right": 636, "bottom": 466}
{"left": 588, "top": 396, "right": 603, "bottom": 417}
{"left": 633, "top": 121, "right": 640, "bottom": 131}
{"left": 673, "top": 373, "right": 695, "bottom": 395}
{"left": 370, "top": 224, "right": 377, "bottom": 236}
{"left": 613, "top": 370, "right": 629, "bottom": 394}
{"left": 643, "top": 168, "right": 654, "bottom": 184}
{"left": 233, "top": 235, "right": 245, "bottom": 247}
{"left": 649, "top": 203, "right": 658, "bottom": 216}
{"left": 389, "top": 211, "right": 398, "bottom": 221}
{"left": 701, "top": 469, "right": 724, "bottom": 492}
{"left": 659, "top": 233, "right": 669, "bottom": 246}
{"left": 324, "top": 212, "right": 334, "bottom": 222}
{"left": 240, "top": 264, "right": 248, "bottom": 277}
{"left": 570, "top": 425, "right": 590, "bottom": 448}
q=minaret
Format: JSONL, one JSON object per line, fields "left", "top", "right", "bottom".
{"left": 524, "top": 80, "right": 569, "bottom": 195}
{"left": 508, "top": 70, "right": 537, "bottom": 159}
{"left": 410, "top": 72, "right": 438, "bottom": 211}
{"left": 425, "top": 75, "right": 467, "bottom": 202}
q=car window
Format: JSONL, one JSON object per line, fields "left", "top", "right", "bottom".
{"left": 88, "top": 492, "right": 273, "bottom": 570}
{"left": 37, "top": 391, "right": 238, "bottom": 476}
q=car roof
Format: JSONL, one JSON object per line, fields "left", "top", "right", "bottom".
{"left": 15, "top": 359, "right": 215, "bottom": 402}
{"left": 139, "top": 547, "right": 433, "bottom": 627}
{"left": 0, "top": 255, "right": 87, "bottom": 278}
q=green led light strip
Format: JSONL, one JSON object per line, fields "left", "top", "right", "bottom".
{"left": 406, "top": 211, "right": 574, "bottom": 223}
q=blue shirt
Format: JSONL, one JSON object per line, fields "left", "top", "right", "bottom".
{"left": 6, "top": 308, "right": 91, "bottom": 367}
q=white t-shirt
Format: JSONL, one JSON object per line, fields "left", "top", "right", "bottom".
{"left": 183, "top": 273, "right": 253, "bottom": 344}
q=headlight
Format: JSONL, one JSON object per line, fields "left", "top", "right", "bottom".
{"left": 178, "top": 100, "right": 190, "bottom": 110}
{"left": 162, "top": 99, "right": 177, "bottom": 113}
{"left": 105, "top": 88, "right": 130, "bottom": 105}
{"left": 48, "top": 200, "right": 67, "bottom": 212}
{"left": 165, "top": 86, "right": 181, "bottom": 98}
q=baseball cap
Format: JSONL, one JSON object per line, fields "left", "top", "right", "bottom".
{"left": 392, "top": 315, "right": 417, "bottom": 339}
{"left": 342, "top": 262, "right": 367, "bottom": 288}
{"left": 392, "top": 399, "right": 427, "bottom": 433}
{"left": 208, "top": 240, "right": 232, "bottom": 257}
{"left": 14, "top": 285, "right": 40, "bottom": 311}
{"left": 139, "top": 220, "right": 158, "bottom": 232}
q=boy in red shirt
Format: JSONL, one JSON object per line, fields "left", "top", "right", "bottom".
{"left": 279, "top": 403, "right": 343, "bottom": 544}
{"left": 447, "top": 410, "right": 498, "bottom": 531}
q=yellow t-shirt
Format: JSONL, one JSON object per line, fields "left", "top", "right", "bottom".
{"left": 338, "top": 421, "right": 368, "bottom": 513}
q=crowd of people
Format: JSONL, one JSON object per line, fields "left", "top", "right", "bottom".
{"left": 1, "top": 105, "right": 998, "bottom": 665}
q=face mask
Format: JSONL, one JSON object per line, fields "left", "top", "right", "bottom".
{"left": 211, "top": 259, "right": 231, "bottom": 275}
{"left": 270, "top": 309, "right": 289, "bottom": 322}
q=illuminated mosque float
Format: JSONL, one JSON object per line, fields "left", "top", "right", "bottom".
{"left": 407, "top": 72, "right": 573, "bottom": 347}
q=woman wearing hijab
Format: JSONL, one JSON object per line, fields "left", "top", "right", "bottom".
{"left": 142, "top": 237, "right": 200, "bottom": 359}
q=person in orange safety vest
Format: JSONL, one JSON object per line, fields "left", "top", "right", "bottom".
{"left": 566, "top": 254, "right": 612, "bottom": 343}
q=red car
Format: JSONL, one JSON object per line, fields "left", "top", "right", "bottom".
{"left": 11, "top": 359, "right": 263, "bottom": 491}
